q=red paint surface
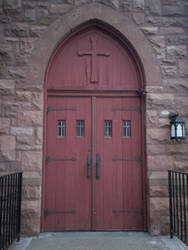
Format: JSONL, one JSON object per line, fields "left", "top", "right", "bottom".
{"left": 44, "top": 25, "right": 146, "bottom": 231}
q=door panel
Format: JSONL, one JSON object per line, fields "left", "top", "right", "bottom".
{"left": 44, "top": 96, "right": 144, "bottom": 231}
{"left": 45, "top": 97, "right": 92, "bottom": 231}
{"left": 95, "top": 97, "right": 143, "bottom": 230}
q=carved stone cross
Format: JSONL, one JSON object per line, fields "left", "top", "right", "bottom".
{"left": 78, "top": 37, "right": 110, "bottom": 83}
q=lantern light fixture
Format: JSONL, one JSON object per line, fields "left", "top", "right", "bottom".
{"left": 169, "top": 112, "right": 186, "bottom": 141}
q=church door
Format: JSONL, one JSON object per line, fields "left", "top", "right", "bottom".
{"left": 43, "top": 25, "right": 146, "bottom": 231}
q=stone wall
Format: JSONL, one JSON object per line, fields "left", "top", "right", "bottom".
{"left": 0, "top": 0, "right": 187, "bottom": 235}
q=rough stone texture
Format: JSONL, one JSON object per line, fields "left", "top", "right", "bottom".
{"left": 0, "top": 0, "right": 187, "bottom": 237}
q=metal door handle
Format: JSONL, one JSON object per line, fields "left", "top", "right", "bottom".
{"left": 96, "top": 153, "right": 101, "bottom": 179}
{"left": 87, "top": 152, "right": 92, "bottom": 178}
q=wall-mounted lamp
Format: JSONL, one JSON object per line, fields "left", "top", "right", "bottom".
{"left": 169, "top": 113, "right": 186, "bottom": 141}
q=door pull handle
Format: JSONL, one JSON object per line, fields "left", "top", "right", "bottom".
{"left": 96, "top": 153, "right": 101, "bottom": 179}
{"left": 87, "top": 153, "right": 92, "bottom": 178}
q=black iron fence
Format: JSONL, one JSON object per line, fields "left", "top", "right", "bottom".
{"left": 168, "top": 170, "right": 188, "bottom": 245}
{"left": 0, "top": 172, "right": 22, "bottom": 250}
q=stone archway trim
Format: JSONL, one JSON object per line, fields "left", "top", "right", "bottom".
{"left": 27, "top": 3, "right": 161, "bottom": 87}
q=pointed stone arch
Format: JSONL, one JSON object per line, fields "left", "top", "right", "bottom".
{"left": 27, "top": 3, "right": 161, "bottom": 87}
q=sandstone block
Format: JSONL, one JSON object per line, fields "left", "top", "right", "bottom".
{"left": 22, "top": 171, "right": 41, "bottom": 186}
{"left": 149, "top": 215, "right": 169, "bottom": 235}
{"left": 49, "top": 4, "right": 72, "bottom": 14}
{"left": 158, "top": 118, "right": 169, "bottom": 128}
{"left": 140, "top": 26, "right": 158, "bottom": 35}
{"left": 25, "top": 9, "right": 36, "bottom": 22}
{"left": 147, "top": 143, "right": 168, "bottom": 155}
{"left": 147, "top": 93, "right": 175, "bottom": 107}
{"left": 179, "top": 59, "right": 188, "bottom": 77}
{"left": 21, "top": 151, "right": 42, "bottom": 170}
{"left": 6, "top": 22, "right": 30, "bottom": 37}
{"left": 166, "top": 34, "right": 188, "bottom": 46}
{"left": 3, "top": 0, "right": 21, "bottom": 13}
{"left": 0, "top": 161, "right": 21, "bottom": 172}
{"left": 23, "top": 185, "right": 41, "bottom": 200}
{"left": 159, "top": 110, "right": 170, "bottom": 118}
{"left": 16, "top": 91, "right": 31, "bottom": 102}
{"left": 133, "top": 0, "right": 145, "bottom": 10}
{"left": 162, "top": 65, "right": 177, "bottom": 77}
{"left": 148, "top": 36, "right": 165, "bottom": 59}
{"left": 16, "top": 144, "right": 42, "bottom": 151}
{"left": 150, "top": 197, "right": 169, "bottom": 216}
{"left": 112, "top": 0, "right": 119, "bottom": 9}
{"left": 160, "top": 27, "right": 184, "bottom": 35}
{"left": 147, "top": 128, "right": 169, "bottom": 143}
{"left": 31, "top": 92, "right": 43, "bottom": 110}
{"left": 167, "top": 144, "right": 188, "bottom": 155}
{"left": 163, "top": 5, "right": 187, "bottom": 16}
{"left": 11, "top": 127, "right": 33, "bottom": 136}
{"left": 0, "top": 118, "right": 10, "bottom": 134}
{"left": 146, "top": 110, "right": 158, "bottom": 126}
{"left": 145, "top": 16, "right": 174, "bottom": 26}
{"left": 35, "top": 127, "right": 43, "bottom": 145}
{"left": 149, "top": 171, "right": 168, "bottom": 180}
{"left": 19, "top": 38, "right": 36, "bottom": 54}
{"left": 167, "top": 45, "right": 187, "bottom": 58}
{"left": 17, "top": 111, "right": 43, "bottom": 126}
{"left": 147, "top": 155, "right": 174, "bottom": 171}
{"left": 22, "top": 200, "right": 41, "bottom": 219}
{"left": 167, "top": 78, "right": 188, "bottom": 93}
{"left": 8, "top": 66, "right": 27, "bottom": 79}
{"left": 0, "top": 79, "right": 15, "bottom": 95}
{"left": 21, "top": 218, "right": 40, "bottom": 236}
{"left": 132, "top": 13, "right": 145, "bottom": 25}
{"left": 0, "top": 135, "right": 15, "bottom": 160}
{"left": 147, "top": 0, "right": 162, "bottom": 15}
{"left": 150, "top": 186, "right": 168, "bottom": 197}
{"left": 16, "top": 135, "right": 34, "bottom": 145}
{"left": 146, "top": 86, "right": 164, "bottom": 93}
{"left": 174, "top": 161, "right": 188, "bottom": 171}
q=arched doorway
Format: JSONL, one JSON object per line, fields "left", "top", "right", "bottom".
{"left": 43, "top": 22, "right": 146, "bottom": 231}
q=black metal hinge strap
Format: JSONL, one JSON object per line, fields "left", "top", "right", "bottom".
{"left": 87, "top": 152, "right": 92, "bottom": 178}
{"left": 96, "top": 153, "right": 101, "bottom": 179}
{"left": 46, "top": 156, "right": 76, "bottom": 163}
{"left": 113, "top": 209, "right": 143, "bottom": 214}
{"left": 112, "top": 157, "right": 142, "bottom": 162}
{"left": 44, "top": 209, "right": 76, "bottom": 216}
{"left": 112, "top": 107, "right": 141, "bottom": 112}
{"left": 47, "top": 107, "right": 76, "bottom": 112}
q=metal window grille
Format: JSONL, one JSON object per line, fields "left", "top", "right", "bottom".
{"left": 122, "top": 120, "right": 131, "bottom": 138}
{"left": 58, "top": 120, "right": 66, "bottom": 137}
{"left": 0, "top": 172, "right": 22, "bottom": 250}
{"left": 168, "top": 170, "right": 188, "bottom": 245}
{"left": 76, "top": 120, "right": 85, "bottom": 137}
{"left": 104, "top": 120, "right": 112, "bottom": 137}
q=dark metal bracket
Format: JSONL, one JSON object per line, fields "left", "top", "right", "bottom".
{"left": 47, "top": 107, "right": 76, "bottom": 112}
{"left": 44, "top": 209, "right": 76, "bottom": 216}
{"left": 112, "top": 157, "right": 142, "bottom": 162}
{"left": 46, "top": 156, "right": 76, "bottom": 163}
{"left": 113, "top": 209, "right": 143, "bottom": 214}
{"left": 137, "top": 90, "right": 147, "bottom": 97}
{"left": 112, "top": 107, "right": 141, "bottom": 112}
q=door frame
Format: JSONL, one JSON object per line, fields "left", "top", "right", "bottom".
{"left": 42, "top": 89, "right": 147, "bottom": 231}
{"left": 41, "top": 22, "right": 147, "bottom": 232}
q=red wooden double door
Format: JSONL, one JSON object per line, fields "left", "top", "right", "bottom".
{"left": 44, "top": 95, "right": 144, "bottom": 231}
{"left": 44, "top": 26, "right": 145, "bottom": 231}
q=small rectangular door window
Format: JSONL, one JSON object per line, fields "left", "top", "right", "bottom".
{"left": 104, "top": 120, "right": 112, "bottom": 137}
{"left": 58, "top": 120, "right": 66, "bottom": 137}
{"left": 76, "top": 120, "right": 85, "bottom": 137}
{"left": 122, "top": 120, "right": 131, "bottom": 138}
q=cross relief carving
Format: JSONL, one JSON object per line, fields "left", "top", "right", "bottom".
{"left": 78, "top": 37, "right": 110, "bottom": 83}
